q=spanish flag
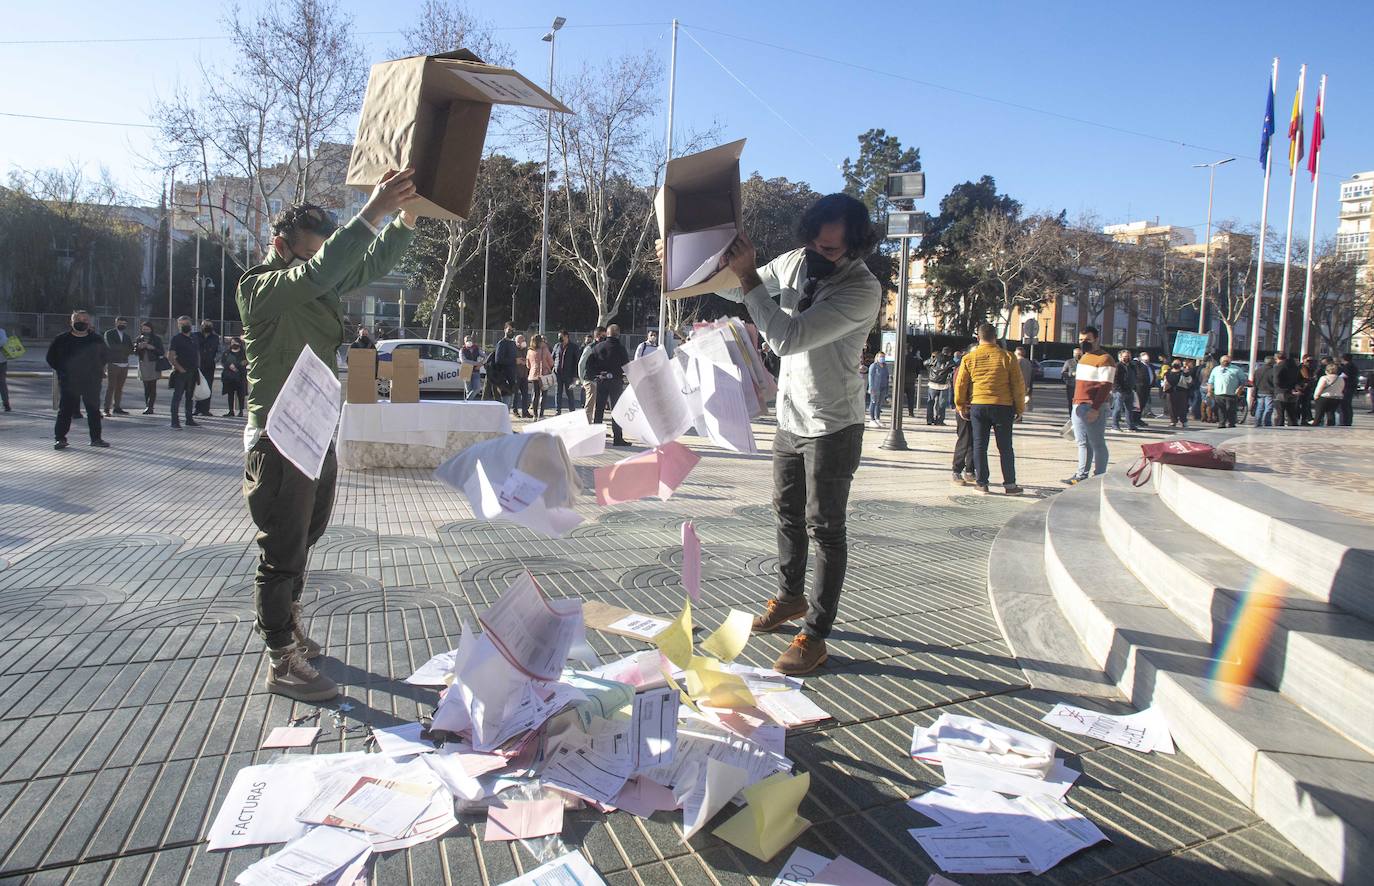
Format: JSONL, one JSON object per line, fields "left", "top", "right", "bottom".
{"left": 1287, "top": 86, "right": 1304, "bottom": 174}
{"left": 1306, "top": 85, "right": 1324, "bottom": 181}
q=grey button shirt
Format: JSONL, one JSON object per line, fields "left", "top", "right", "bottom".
{"left": 718, "top": 248, "right": 881, "bottom": 438}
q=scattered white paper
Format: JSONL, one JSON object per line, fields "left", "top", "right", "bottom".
{"left": 261, "top": 726, "right": 320, "bottom": 749}
{"left": 264, "top": 345, "right": 342, "bottom": 480}
{"left": 541, "top": 736, "right": 635, "bottom": 804}
{"left": 757, "top": 690, "right": 831, "bottom": 728}
{"left": 372, "top": 722, "right": 437, "bottom": 758}
{"left": 696, "top": 358, "right": 756, "bottom": 453}
{"left": 932, "top": 715, "right": 1056, "bottom": 779}
{"left": 940, "top": 756, "right": 1079, "bottom": 800}
{"left": 206, "top": 763, "right": 317, "bottom": 850}
{"left": 1041, "top": 703, "right": 1174, "bottom": 754}
{"left": 479, "top": 571, "right": 583, "bottom": 681}
{"left": 634, "top": 687, "right": 680, "bottom": 771}
{"left": 405, "top": 649, "right": 458, "bottom": 686}
{"left": 909, "top": 824, "right": 1035, "bottom": 874}
{"left": 608, "top": 613, "right": 671, "bottom": 639}
{"left": 770, "top": 848, "right": 897, "bottom": 886}
{"left": 523, "top": 410, "right": 606, "bottom": 459}
{"left": 680, "top": 757, "right": 750, "bottom": 840}
{"left": 471, "top": 459, "right": 583, "bottom": 537}
{"left": 327, "top": 779, "right": 431, "bottom": 838}
{"left": 496, "top": 850, "right": 607, "bottom": 886}
{"left": 234, "top": 826, "right": 372, "bottom": 886}
{"left": 496, "top": 468, "right": 547, "bottom": 513}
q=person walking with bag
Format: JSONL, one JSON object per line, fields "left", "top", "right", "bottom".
{"left": 1312, "top": 362, "right": 1345, "bottom": 426}
{"left": 238, "top": 171, "right": 418, "bottom": 702}
{"left": 167, "top": 317, "right": 200, "bottom": 428}
{"left": 527, "top": 333, "right": 554, "bottom": 419}
{"left": 193, "top": 321, "right": 221, "bottom": 417}
{"left": 134, "top": 321, "right": 165, "bottom": 414}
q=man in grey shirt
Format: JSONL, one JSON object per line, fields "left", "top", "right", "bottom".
{"left": 717, "top": 194, "right": 881, "bottom": 675}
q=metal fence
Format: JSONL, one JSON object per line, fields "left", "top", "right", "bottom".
{"left": 0, "top": 312, "right": 245, "bottom": 342}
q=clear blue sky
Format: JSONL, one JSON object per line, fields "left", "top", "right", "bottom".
{"left": 2, "top": 0, "right": 1369, "bottom": 242}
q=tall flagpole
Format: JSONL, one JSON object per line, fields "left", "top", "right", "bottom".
{"left": 1275, "top": 63, "right": 1306, "bottom": 357}
{"left": 659, "top": 18, "right": 678, "bottom": 347}
{"left": 1299, "top": 74, "right": 1326, "bottom": 359}
{"left": 167, "top": 170, "right": 175, "bottom": 331}
{"left": 1247, "top": 58, "right": 1278, "bottom": 388}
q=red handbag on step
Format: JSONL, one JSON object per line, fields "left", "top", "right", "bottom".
{"left": 1127, "top": 440, "right": 1236, "bottom": 486}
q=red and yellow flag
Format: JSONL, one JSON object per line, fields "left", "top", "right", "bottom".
{"left": 1306, "top": 87, "right": 1324, "bottom": 181}
{"left": 1287, "top": 86, "right": 1304, "bottom": 174}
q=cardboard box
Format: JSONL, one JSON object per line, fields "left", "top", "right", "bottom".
{"left": 655, "top": 139, "right": 747, "bottom": 299}
{"left": 389, "top": 348, "right": 421, "bottom": 403}
{"left": 346, "top": 348, "right": 378, "bottom": 404}
{"left": 348, "top": 50, "right": 572, "bottom": 221}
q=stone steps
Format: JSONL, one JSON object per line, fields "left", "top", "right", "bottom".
{"left": 1041, "top": 479, "right": 1374, "bottom": 883}
{"left": 1154, "top": 460, "right": 1374, "bottom": 621}
{"left": 1098, "top": 469, "right": 1374, "bottom": 752}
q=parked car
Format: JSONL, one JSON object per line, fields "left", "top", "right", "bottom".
{"left": 1038, "top": 359, "right": 1066, "bottom": 382}
{"left": 373, "top": 338, "right": 476, "bottom": 396}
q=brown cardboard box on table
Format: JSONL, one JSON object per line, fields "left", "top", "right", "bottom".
{"left": 347, "top": 49, "right": 572, "bottom": 221}
{"left": 346, "top": 348, "right": 378, "bottom": 404}
{"left": 655, "top": 139, "right": 747, "bottom": 299}
{"left": 388, "top": 349, "right": 421, "bottom": 404}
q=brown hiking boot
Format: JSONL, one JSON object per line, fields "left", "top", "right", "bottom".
{"left": 291, "top": 601, "right": 323, "bottom": 659}
{"left": 774, "top": 633, "right": 828, "bottom": 676}
{"left": 266, "top": 645, "right": 339, "bottom": 702}
{"left": 751, "top": 597, "right": 808, "bottom": 634}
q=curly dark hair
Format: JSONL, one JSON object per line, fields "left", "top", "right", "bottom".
{"left": 796, "top": 193, "right": 879, "bottom": 257}
{"left": 271, "top": 203, "right": 338, "bottom": 244}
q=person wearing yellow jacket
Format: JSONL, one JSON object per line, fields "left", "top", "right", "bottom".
{"left": 954, "top": 323, "right": 1025, "bottom": 494}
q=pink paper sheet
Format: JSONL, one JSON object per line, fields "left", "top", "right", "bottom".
{"left": 681, "top": 521, "right": 701, "bottom": 603}
{"left": 594, "top": 441, "right": 700, "bottom": 505}
{"left": 484, "top": 798, "right": 564, "bottom": 842}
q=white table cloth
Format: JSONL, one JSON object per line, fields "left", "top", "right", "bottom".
{"left": 337, "top": 401, "right": 512, "bottom": 470}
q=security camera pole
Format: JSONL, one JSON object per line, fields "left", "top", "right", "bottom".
{"left": 881, "top": 171, "right": 926, "bottom": 452}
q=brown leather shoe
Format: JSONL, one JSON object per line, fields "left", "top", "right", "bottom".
{"left": 751, "top": 597, "right": 808, "bottom": 633}
{"left": 774, "top": 633, "right": 828, "bottom": 676}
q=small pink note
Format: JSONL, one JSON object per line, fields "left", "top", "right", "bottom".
{"left": 815, "top": 855, "right": 899, "bottom": 885}
{"left": 681, "top": 521, "right": 701, "bottom": 603}
{"left": 594, "top": 441, "right": 701, "bottom": 505}
{"left": 611, "top": 777, "right": 679, "bottom": 819}
{"left": 484, "top": 798, "right": 565, "bottom": 842}
{"left": 261, "top": 726, "right": 320, "bottom": 749}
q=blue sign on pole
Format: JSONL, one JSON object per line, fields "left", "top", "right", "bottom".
{"left": 1171, "top": 331, "right": 1209, "bottom": 359}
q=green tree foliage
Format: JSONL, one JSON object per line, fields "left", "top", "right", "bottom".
{"left": 916, "top": 175, "right": 1022, "bottom": 337}
{"left": 742, "top": 173, "right": 821, "bottom": 264}
{"left": 841, "top": 128, "right": 922, "bottom": 295}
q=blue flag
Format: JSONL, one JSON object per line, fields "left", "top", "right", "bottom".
{"left": 1259, "top": 79, "right": 1275, "bottom": 169}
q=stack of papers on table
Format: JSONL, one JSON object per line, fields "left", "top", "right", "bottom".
{"left": 907, "top": 785, "right": 1107, "bottom": 875}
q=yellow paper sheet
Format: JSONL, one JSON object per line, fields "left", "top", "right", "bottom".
{"left": 699, "top": 610, "right": 752, "bottom": 662}
{"left": 685, "top": 657, "right": 756, "bottom": 709}
{"left": 712, "top": 771, "right": 811, "bottom": 862}
{"left": 656, "top": 597, "right": 694, "bottom": 669}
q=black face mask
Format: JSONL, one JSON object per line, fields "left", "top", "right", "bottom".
{"left": 116, "top": 325, "right": 127, "bottom": 331}
{"left": 180, "top": 324, "right": 192, "bottom": 334}
{"left": 71, "top": 321, "right": 88, "bottom": 332}
{"left": 804, "top": 248, "right": 838, "bottom": 281}
{"left": 1079, "top": 338, "right": 1092, "bottom": 349}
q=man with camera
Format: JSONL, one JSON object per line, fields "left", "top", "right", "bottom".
{"left": 237, "top": 169, "right": 419, "bottom": 701}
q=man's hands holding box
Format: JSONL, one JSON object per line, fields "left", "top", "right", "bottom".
{"left": 361, "top": 169, "right": 422, "bottom": 229}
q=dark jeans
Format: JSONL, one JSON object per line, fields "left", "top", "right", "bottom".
{"left": 926, "top": 387, "right": 948, "bottom": 424}
{"left": 1313, "top": 398, "right": 1340, "bottom": 426}
{"left": 952, "top": 412, "right": 974, "bottom": 475}
{"left": 556, "top": 378, "right": 575, "bottom": 412}
{"left": 970, "top": 404, "right": 1017, "bottom": 487}
{"left": 903, "top": 385, "right": 916, "bottom": 416}
{"left": 1339, "top": 395, "right": 1354, "bottom": 427}
{"left": 772, "top": 423, "right": 864, "bottom": 639}
{"left": 1214, "top": 394, "right": 1239, "bottom": 428}
{"left": 244, "top": 437, "right": 338, "bottom": 650}
{"left": 0, "top": 363, "right": 9, "bottom": 408}
{"left": 225, "top": 382, "right": 246, "bottom": 414}
{"left": 143, "top": 379, "right": 158, "bottom": 410}
{"left": 170, "top": 370, "right": 195, "bottom": 423}
{"left": 594, "top": 376, "right": 626, "bottom": 442}
{"left": 55, "top": 386, "right": 102, "bottom": 442}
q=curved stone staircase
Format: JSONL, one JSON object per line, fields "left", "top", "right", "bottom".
{"left": 989, "top": 428, "right": 1374, "bottom": 883}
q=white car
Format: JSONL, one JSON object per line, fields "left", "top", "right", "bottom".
{"left": 1039, "top": 359, "right": 1066, "bottom": 382}
{"left": 373, "top": 338, "right": 477, "bottom": 395}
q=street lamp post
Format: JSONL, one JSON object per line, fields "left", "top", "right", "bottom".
{"left": 881, "top": 172, "right": 927, "bottom": 452}
{"left": 1193, "top": 157, "right": 1234, "bottom": 335}
{"left": 537, "top": 15, "right": 566, "bottom": 339}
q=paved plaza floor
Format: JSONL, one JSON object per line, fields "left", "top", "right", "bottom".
{"left": 0, "top": 374, "right": 1354, "bottom": 885}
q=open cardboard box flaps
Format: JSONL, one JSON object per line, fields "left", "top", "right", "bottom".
{"left": 655, "top": 139, "right": 747, "bottom": 299}
{"left": 348, "top": 50, "right": 572, "bottom": 222}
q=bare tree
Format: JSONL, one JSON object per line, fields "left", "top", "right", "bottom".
{"left": 392, "top": 0, "right": 515, "bottom": 339}
{"left": 1201, "top": 223, "right": 1266, "bottom": 354}
{"left": 150, "top": 0, "right": 365, "bottom": 254}
{"left": 545, "top": 53, "right": 663, "bottom": 326}
{"left": 1303, "top": 238, "right": 1369, "bottom": 354}
{"left": 965, "top": 210, "right": 1066, "bottom": 339}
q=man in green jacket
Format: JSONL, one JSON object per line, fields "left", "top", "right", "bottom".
{"left": 238, "top": 168, "right": 418, "bottom": 701}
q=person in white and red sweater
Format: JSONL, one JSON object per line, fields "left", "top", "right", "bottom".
{"left": 1063, "top": 326, "right": 1116, "bottom": 485}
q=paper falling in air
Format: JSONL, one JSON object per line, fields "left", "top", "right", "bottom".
{"left": 656, "top": 597, "right": 694, "bottom": 670}
{"left": 594, "top": 441, "right": 700, "bottom": 505}
{"left": 699, "top": 610, "right": 753, "bottom": 662}
{"left": 682, "top": 757, "right": 750, "bottom": 840}
{"left": 264, "top": 345, "right": 343, "bottom": 480}
{"left": 686, "top": 658, "right": 757, "bottom": 709}
{"left": 713, "top": 770, "right": 811, "bottom": 861}
{"left": 681, "top": 521, "right": 702, "bottom": 603}
{"left": 261, "top": 726, "right": 320, "bottom": 749}
{"left": 523, "top": 410, "right": 606, "bottom": 458}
